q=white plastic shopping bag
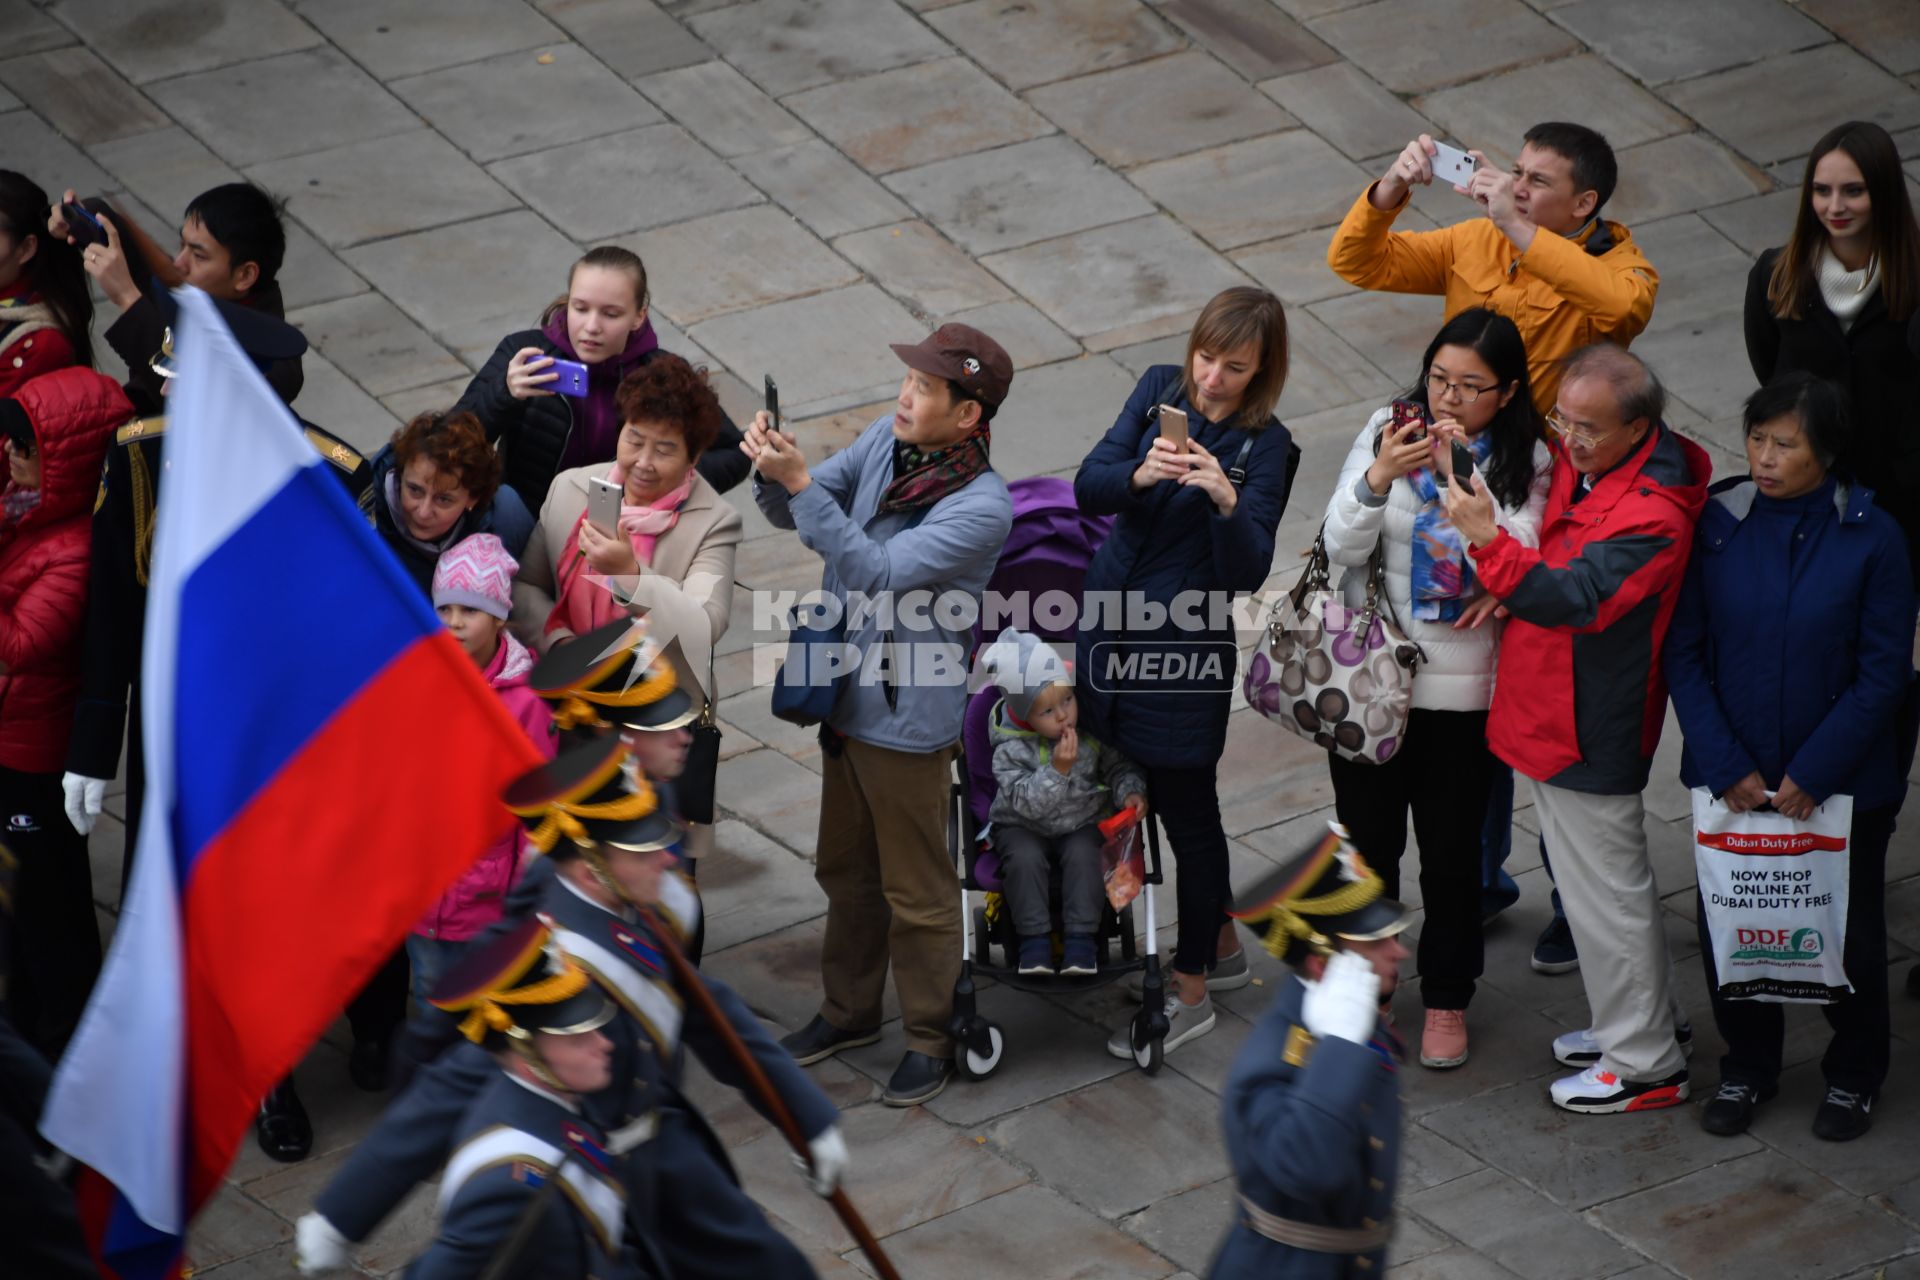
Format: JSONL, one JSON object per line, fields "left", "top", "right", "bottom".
{"left": 1691, "top": 787, "right": 1853, "bottom": 1004}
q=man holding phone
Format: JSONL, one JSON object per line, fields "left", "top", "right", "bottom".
{"left": 743, "top": 324, "right": 1013, "bottom": 1108}
{"left": 1327, "top": 122, "right": 1658, "bottom": 415}
{"left": 48, "top": 182, "right": 302, "bottom": 413}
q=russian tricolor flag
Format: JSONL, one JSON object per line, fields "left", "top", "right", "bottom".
{"left": 40, "top": 289, "right": 544, "bottom": 1277}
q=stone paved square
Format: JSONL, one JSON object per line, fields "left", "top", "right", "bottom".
{"left": 28, "top": 4, "right": 1920, "bottom": 1278}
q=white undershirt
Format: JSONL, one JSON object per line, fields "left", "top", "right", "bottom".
{"left": 1817, "top": 243, "right": 1880, "bottom": 333}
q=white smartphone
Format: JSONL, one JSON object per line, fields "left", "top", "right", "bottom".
{"left": 1157, "top": 404, "right": 1190, "bottom": 450}
{"left": 586, "top": 476, "right": 623, "bottom": 534}
{"left": 1431, "top": 141, "right": 1478, "bottom": 187}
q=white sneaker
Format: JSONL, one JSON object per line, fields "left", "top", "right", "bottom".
{"left": 1106, "top": 991, "right": 1215, "bottom": 1060}
{"left": 1552, "top": 1022, "right": 1694, "bottom": 1068}
{"left": 1550, "top": 1063, "right": 1689, "bottom": 1114}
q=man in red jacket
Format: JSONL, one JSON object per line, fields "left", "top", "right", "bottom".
{"left": 1445, "top": 344, "right": 1710, "bottom": 1115}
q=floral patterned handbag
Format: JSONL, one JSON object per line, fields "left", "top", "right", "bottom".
{"left": 1242, "top": 530, "right": 1426, "bottom": 764}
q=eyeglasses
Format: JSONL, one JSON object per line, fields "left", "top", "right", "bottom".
{"left": 1545, "top": 411, "right": 1621, "bottom": 448}
{"left": 1424, "top": 373, "right": 1494, "bottom": 404}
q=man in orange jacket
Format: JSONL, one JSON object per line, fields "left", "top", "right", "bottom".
{"left": 1327, "top": 122, "right": 1658, "bottom": 416}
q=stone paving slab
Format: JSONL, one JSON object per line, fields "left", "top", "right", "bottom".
{"left": 1160, "top": 0, "right": 1339, "bottom": 82}
{"left": 864, "top": 1182, "right": 1179, "bottom": 1280}
{"left": 1552, "top": 0, "right": 1833, "bottom": 87}
{"left": 1662, "top": 44, "right": 1920, "bottom": 168}
{"left": 0, "top": 46, "right": 170, "bottom": 146}
{"left": 288, "top": 292, "right": 467, "bottom": 399}
{"left": 1588, "top": 1149, "right": 1916, "bottom": 1280}
{"left": 292, "top": 0, "right": 564, "bottom": 81}
{"left": 632, "top": 205, "right": 860, "bottom": 324}
{"left": 786, "top": 56, "right": 1056, "bottom": 175}
{"left": 1132, "top": 129, "right": 1373, "bottom": 250}
{"left": 1307, "top": 0, "right": 1580, "bottom": 95}
{"left": 147, "top": 47, "right": 419, "bottom": 167}
{"left": 1260, "top": 60, "right": 1432, "bottom": 163}
{"left": 884, "top": 134, "right": 1156, "bottom": 257}
{"left": 638, "top": 58, "right": 813, "bottom": 159}
{"left": 53, "top": 0, "right": 322, "bottom": 85}
{"left": 2, "top": 0, "right": 76, "bottom": 59}
{"left": 986, "top": 1068, "right": 1235, "bottom": 1218}
{"left": 1408, "top": 1167, "right": 1640, "bottom": 1280}
{"left": 836, "top": 219, "right": 1015, "bottom": 318}
{"left": 1415, "top": 54, "right": 1689, "bottom": 155}
{"left": 690, "top": 282, "right": 926, "bottom": 410}
{"left": 392, "top": 43, "right": 664, "bottom": 163}
{"left": 1025, "top": 50, "right": 1295, "bottom": 169}
{"left": 926, "top": 0, "right": 1186, "bottom": 91}
{"left": 492, "top": 121, "right": 762, "bottom": 239}
{"left": 733, "top": 139, "right": 915, "bottom": 238}
{"left": 685, "top": 0, "right": 954, "bottom": 98}
{"left": 249, "top": 128, "right": 519, "bottom": 250}
{"left": 1801, "top": 0, "right": 1920, "bottom": 77}
{"left": 534, "top": 0, "right": 713, "bottom": 80}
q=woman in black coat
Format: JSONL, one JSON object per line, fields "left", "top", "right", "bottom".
{"left": 1744, "top": 120, "right": 1920, "bottom": 582}
{"left": 453, "top": 245, "right": 748, "bottom": 515}
{"left": 1074, "top": 287, "right": 1293, "bottom": 1059}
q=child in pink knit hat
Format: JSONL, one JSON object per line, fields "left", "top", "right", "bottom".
{"left": 410, "top": 534, "right": 556, "bottom": 1003}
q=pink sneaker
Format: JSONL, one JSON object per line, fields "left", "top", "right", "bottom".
{"left": 1420, "top": 1009, "right": 1469, "bottom": 1069}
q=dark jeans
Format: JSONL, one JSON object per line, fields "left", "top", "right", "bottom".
{"left": 0, "top": 767, "right": 102, "bottom": 1059}
{"left": 1696, "top": 803, "right": 1896, "bottom": 1096}
{"left": 1148, "top": 763, "right": 1231, "bottom": 976}
{"left": 995, "top": 822, "right": 1105, "bottom": 937}
{"left": 1327, "top": 709, "right": 1495, "bottom": 1010}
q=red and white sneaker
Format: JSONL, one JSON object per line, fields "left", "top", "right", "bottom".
{"left": 1550, "top": 1064, "right": 1690, "bottom": 1114}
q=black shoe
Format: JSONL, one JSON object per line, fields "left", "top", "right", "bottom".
{"left": 349, "top": 1038, "right": 390, "bottom": 1092}
{"left": 778, "top": 1016, "right": 881, "bottom": 1067}
{"left": 883, "top": 1051, "right": 954, "bottom": 1107}
{"left": 1701, "top": 1080, "right": 1774, "bottom": 1136}
{"left": 1812, "top": 1086, "right": 1875, "bottom": 1142}
{"left": 255, "top": 1080, "right": 312, "bottom": 1163}
{"left": 1530, "top": 916, "right": 1579, "bottom": 974}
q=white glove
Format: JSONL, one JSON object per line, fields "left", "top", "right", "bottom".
{"left": 1300, "top": 950, "right": 1381, "bottom": 1046}
{"left": 791, "top": 1124, "right": 848, "bottom": 1197}
{"left": 294, "top": 1212, "right": 352, "bottom": 1275}
{"left": 62, "top": 773, "right": 106, "bottom": 836}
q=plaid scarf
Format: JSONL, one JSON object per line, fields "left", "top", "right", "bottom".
{"left": 877, "top": 424, "right": 991, "bottom": 515}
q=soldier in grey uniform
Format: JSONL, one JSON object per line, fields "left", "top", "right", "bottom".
{"left": 1208, "top": 825, "right": 1413, "bottom": 1279}
{"left": 297, "top": 736, "right": 845, "bottom": 1278}
{"left": 410, "top": 915, "right": 634, "bottom": 1280}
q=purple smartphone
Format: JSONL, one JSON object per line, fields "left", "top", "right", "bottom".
{"left": 548, "top": 357, "right": 589, "bottom": 398}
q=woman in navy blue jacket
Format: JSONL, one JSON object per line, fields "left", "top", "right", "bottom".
{"left": 1074, "top": 288, "right": 1293, "bottom": 1059}
{"left": 1665, "top": 371, "right": 1915, "bottom": 1144}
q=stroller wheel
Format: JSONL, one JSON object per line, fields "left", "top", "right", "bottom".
{"left": 955, "top": 1019, "right": 1005, "bottom": 1080}
{"left": 1133, "top": 1029, "right": 1163, "bottom": 1075}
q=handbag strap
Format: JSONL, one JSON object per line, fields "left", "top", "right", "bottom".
{"left": 1363, "top": 539, "right": 1427, "bottom": 667}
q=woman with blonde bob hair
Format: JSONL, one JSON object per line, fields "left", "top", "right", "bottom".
{"left": 1073, "top": 286, "right": 1296, "bottom": 1059}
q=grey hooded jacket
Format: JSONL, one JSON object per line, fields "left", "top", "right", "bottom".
{"left": 985, "top": 698, "right": 1147, "bottom": 838}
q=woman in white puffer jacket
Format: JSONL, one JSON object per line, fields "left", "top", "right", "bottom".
{"left": 1319, "top": 308, "right": 1551, "bottom": 1072}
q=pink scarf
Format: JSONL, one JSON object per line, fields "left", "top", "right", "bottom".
{"left": 548, "top": 463, "right": 695, "bottom": 638}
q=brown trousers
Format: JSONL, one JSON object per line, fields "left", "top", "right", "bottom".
{"left": 815, "top": 736, "right": 961, "bottom": 1057}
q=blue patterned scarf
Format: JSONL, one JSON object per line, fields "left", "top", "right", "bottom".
{"left": 1407, "top": 431, "right": 1494, "bottom": 622}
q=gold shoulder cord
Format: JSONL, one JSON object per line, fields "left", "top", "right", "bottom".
{"left": 128, "top": 445, "right": 156, "bottom": 588}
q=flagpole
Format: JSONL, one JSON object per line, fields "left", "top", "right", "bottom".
{"left": 640, "top": 906, "right": 903, "bottom": 1280}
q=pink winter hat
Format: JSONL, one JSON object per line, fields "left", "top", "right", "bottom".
{"left": 434, "top": 533, "right": 518, "bottom": 619}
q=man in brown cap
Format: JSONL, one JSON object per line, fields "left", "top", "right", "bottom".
{"left": 742, "top": 324, "right": 1014, "bottom": 1106}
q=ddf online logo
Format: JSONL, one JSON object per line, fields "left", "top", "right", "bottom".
{"left": 1731, "top": 927, "right": 1824, "bottom": 961}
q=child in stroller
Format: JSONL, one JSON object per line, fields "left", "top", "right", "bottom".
{"left": 980, "top": 627, "right": 1146, "bottom": 978}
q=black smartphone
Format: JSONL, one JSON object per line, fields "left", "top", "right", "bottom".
{"left": 1451, "top": 439, "right": 1475, "bottom": 492}
{"left": 62, "top": 200, "right": 108, "bottom": 250}
{"left": 764, "top": 374, "right": 780, "bottom": 429}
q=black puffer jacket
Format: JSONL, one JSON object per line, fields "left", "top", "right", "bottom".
{"left": 452, "top": 329, "right": 750, "bottom": 507}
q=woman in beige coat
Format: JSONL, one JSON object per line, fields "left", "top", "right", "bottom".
{"left": 512, "top": 352, "right": 742, "bottom": 857}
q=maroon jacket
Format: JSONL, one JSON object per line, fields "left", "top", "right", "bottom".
{"left": 0, "top": 368, "right": 127, "bottom": 772}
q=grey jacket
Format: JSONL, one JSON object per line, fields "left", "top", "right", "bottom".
{"left": 755, "top": 416, "right": 1012, "bottom": 752}
{"left": 985, "top": 698, "right": 1146, "bottom": 837}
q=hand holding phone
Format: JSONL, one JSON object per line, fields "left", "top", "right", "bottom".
{"left": 586, "top": 476, "right": 624, "bottom": 535}
{"left": 764, "top": 374, "right": 780, "bottom": 430}
{"left": 1431, "top": 142, "right": 1478, "bottom": 189}
{"left": 1157, "top": 404, "right": 1190, "bottom": 451}
{"left": 548, "top": 357, "right": 590, "bottom": 398}
{"left": 1387, "top": 398, "right": 1429, "bottom": 444}
{"left": 61, "top": 201, "right": 108, "bottom": 250}
{"left": 1450, "top": 439, "right": 1475, "bottom": 493}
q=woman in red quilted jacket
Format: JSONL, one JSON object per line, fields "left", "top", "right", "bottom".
{"left": 0, "top": 366, "right": 127, "bottom": 1057}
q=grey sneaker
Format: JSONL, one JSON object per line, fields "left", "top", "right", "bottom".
{"left": 1127, "top": 948, "right": 1251, "bottom": 996}
{"left": 1106, "top": 990, "right": 1215, "bottom": 1060}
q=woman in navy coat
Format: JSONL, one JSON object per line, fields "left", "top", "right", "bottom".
{"left": 1074, "top": 288, "right": 1293, "bottom": 1058}
{"left": 1664, "top": 371, "right": 1915, "bottom": 1144}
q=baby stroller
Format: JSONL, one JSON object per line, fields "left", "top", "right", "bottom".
{"left": 947, "top": 477, "right": 1174, "bottom": 1079}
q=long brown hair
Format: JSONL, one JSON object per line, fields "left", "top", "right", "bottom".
{"left": 541, "top": 245, "right": 650, "bottom": 326}
{"left": 1767, "top": 121, "right": 1920, "bottom": 322}
{"left": 1180, "top": 287, "right": 1289, "bottom": 426}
